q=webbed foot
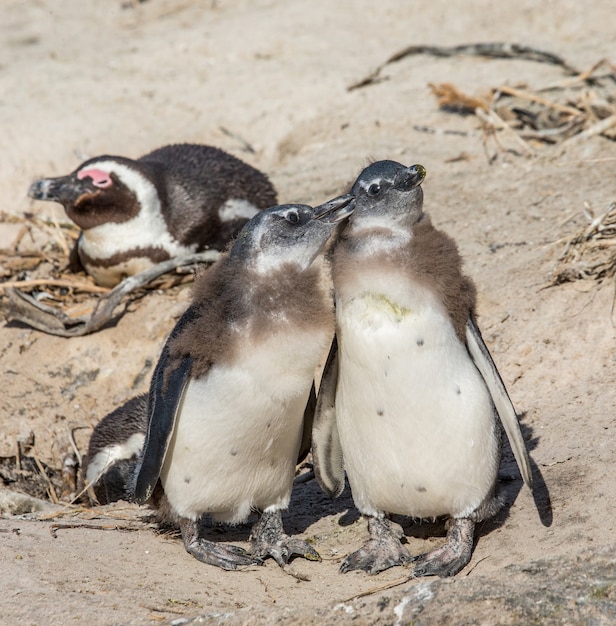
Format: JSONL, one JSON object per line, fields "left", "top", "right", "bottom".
{"left": 179, "top": 517, "right": 255, "bottom": 570}
{"left": 412, "top": 517, "right": 475, "bottom": 577}
{"left": 249, "top": 509, "right": 320, "bottom": 567}
{"left": 341, "top": 516, "right": 412, "bottom": 575}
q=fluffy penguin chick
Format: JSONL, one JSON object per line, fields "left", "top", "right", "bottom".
{"left": 28, "top": 143, "right": 277, "bottom": 287}
{"left": 312, "top": 160, "right": 533, "bottom": 577}
{"left": 131, "top": 196, "right": 354, "bottom": 570}
{"left": 80, "top": 395, "right": 148, "bottom": 505}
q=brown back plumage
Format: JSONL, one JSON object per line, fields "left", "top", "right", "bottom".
{"left": 404, "top": 214, "right": 476, "bottom": 340}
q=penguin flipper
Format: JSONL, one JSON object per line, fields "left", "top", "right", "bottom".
{"left": 297, "top": 382, "right": 317, "bottom": 465}
{"left": 69, "top": 236, "right": 85, "bottom": 273}
{"left": 132, "top": 352, "right": 192, "bottom": 504}
{"left": 465, "top": 318, "right": 533, "bottom": 490}
{"left": 312, "top": 336, "right": 345, "bottom": 498}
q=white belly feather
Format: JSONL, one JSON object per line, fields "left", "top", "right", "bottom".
{"left": 161, "top": 329, "right": 330, "bottom": 523}
{"left": 336, "top": 278, "right": 498, "bottom": 519}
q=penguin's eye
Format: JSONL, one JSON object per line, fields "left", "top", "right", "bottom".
{"left": 286, "top": 211, "right": 300, "bottom": 224}
{"left": 367, "top": 183, "right": 381, "bottom": 196}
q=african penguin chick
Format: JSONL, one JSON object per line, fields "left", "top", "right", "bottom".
{"left": 28, "top": 143, "right": 278, "bottom": 287}
{"left": 130, "top": 195, "right": 355, "bottom": 571}
{"left": 312, "top": 160, "right": 533, "bottom": 577}
{"left": 79, "top": 395, "right": 148, "bottom": 505}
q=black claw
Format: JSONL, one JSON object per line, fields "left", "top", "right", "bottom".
{"left": 283, "top": 538, "right": 321, "bottom": 562}
{"left": 223, "top": 543, "right": 251, "bottom": 556}
{"left": 340, "top": 548, "right": 371, "bottom": 573}
{"left": 340, "top": 552, "right": 373, "bottom": 574}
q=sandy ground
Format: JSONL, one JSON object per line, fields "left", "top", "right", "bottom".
{"left": 1, "top": 1, "right": 616, "bottom": 624}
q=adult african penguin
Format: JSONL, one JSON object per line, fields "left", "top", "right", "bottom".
{"left": 28, "top": 143, "right": 277, "bottom": 287}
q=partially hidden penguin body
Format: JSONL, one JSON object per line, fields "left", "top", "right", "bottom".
{"left": 28, "top": 144, "right": 278, "bottom": 287}
{"left": 312, "top": 160, "right": 533, "bottom": 577}
{"left": 130, "top": 196, "right": 354, "bottom": 570}
{"left": 80, "top": 395, "right": 148, "bottom": 505}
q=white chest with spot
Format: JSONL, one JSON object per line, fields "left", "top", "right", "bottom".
{"left": 79, "top": 208, "right": 196, "bottom": 284}
{"left": 82, "top": 254, "right": 171, "bottom": 288}
{"left": 161, "top": 328, "right": 331, "bottom": 523}
{"left": 335, "top": 273, "right": 498, "bottom": 519}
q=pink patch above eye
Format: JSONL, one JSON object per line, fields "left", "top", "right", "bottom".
{"left": 77, "top": 168, "right": 113, "bottom": 188}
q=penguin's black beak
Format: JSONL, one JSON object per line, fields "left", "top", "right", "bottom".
{"left": 314, "top": 193, "right": 355, "bottom": 223}
{"left": 28, "top": 175, "right": 87, "bottom": 205}
{"left": 393, "top": 164, "right": 427, "bottom": 191}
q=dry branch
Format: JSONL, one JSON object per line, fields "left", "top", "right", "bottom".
{"left": 428, "top": 82, "right": 489, "bottom": 113}
{"left": 562, "top": 114, "right": 616, "bottom": 145}
{"left": 3, "top": 250, "right": 220, "bottom": 336}
{"left": 494, "top": 85, "right": 583, "bottom": 116}
{"left": 475, "top": 107, "right": 536, "bottom": 155}
{"left": 552, "top": 201, "right": 616, "bottom": 285}
{"left": 346, "top": 42, "right": 616, "bottom": 155}
{"left": 49, "top": 522, "right": 143, "bottom": 538}
{"left": 349, "top": 42, "right": 580, "bottom": 91}
{"left": 0, "top": 278, "right": 110, "bottom": 294}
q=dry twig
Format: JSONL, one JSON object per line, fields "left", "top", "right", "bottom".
{"left": 218, "top": 126, "right": 256, "bottom": 154}
{"left": 49, "top": 522, "right": 143, "bottom": 538}
{"left": 545, "top": 58, "right": 616, "bottom": 89}
{"left": 32, "top": 451, "right": 60, "bottom": 504}
{"left": 3, "top": 250, "right": 220, "bottom": 336}
{"left": 0, "top": 278, "right": 109, "bottom": 294}
{"left": 562, "top": 114, "right": 616, "bottom": 145}
{"left": 428, "top": 82, "right": 489, "bottom": 113}
{"left": 552, "top": 201, "right": 616, "bottom": 284}
{"left": 342, "top": 575, "right": 411, "bottom": 602}
{"left": 346, "top": 42, "right": 616, "bottom": 153}
{"left": 348, "top": 42, "right": 580, "bottom": 91}
{"left": 494, "top": 84, "right": 582, "bottom": 116}
{"left": 475, "top": 108, "right": 536, "bottom": 156}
